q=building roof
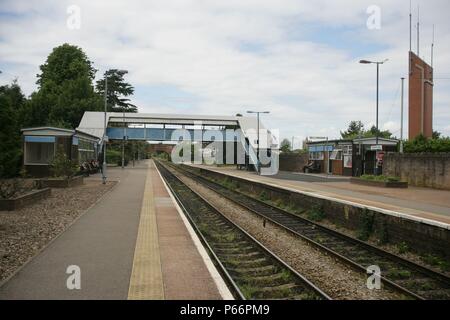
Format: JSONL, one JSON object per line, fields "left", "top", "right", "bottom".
{"left": 21, "top": 126, "right": 100, "bottom": 141}
{"left": 307, "top": 137, "right": 399, "bottom": 147}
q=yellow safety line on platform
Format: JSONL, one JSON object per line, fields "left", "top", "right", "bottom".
{"left": 128, "top": 164, "right": 164, "bottom": 300}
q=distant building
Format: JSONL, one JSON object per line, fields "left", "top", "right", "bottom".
{"left": 409, "top": 51, "right": 434, "bottom": 139}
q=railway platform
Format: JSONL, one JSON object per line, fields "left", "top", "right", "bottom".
{"left": 187, "top": 164, "right": 450, "bottom": 226}
{"left": 0, "top": 160, "right": 230, "bottom": 300}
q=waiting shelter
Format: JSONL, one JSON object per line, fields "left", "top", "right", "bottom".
{"left": 307, "top": 137, "right": 399, "bottom": 176}
{"left": 21, "top": 127, "right": 100, "bottom": 177}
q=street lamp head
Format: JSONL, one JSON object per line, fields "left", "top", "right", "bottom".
{"left": 359, "top": 60, "right": 372, "bottom": 64}
{"left": 247, "top": 111, "right": 270, "bottom": 114}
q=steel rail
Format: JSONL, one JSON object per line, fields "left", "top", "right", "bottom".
{"left": 171, "top": 162, "right": 450, "bottom": 300}
{"left": 155, "top": 160, "right": 331, "bottom": 300}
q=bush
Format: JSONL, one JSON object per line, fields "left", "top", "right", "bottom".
{"left": 306, "top": 204, "right": 325, "bottom": 222}
{"left": 106, "top": 149, "right": 130, "bottom": 166}
{"left": 0, "top": 179, "right": 23, "bottom": 199}
{"left": 404, "top": 134, "right": 450, "bottom": 153}
{"left": 51, "top": 147, "right": 78, "bottom": 178}
{"left": 361, "top": 175, "right": 400, "bottom": 182}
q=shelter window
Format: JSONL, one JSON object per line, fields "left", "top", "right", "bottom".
{"left": 24, "top": 136, "right": 55, "bottom": 165}
{"left": 330, "top": 150, "right": 343, "bottom": 160}
{"left": 310, "top": 152, "right": 324, "bottom": 160}
{"left": 342, "top": 145, "right": 353, "bottom": 155}
{"left": 78, "top": 138, "right": 96, "bottom": 162}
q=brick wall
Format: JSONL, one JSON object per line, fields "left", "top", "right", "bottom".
{"left": 384, "top": 152, "right": 450, "bottom": 190}
{"left": 279, "top": 153, "right": 309, "bottom": 172}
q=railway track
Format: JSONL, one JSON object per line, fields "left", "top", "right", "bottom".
{"left": 165, "top": 161, "right": 450, "bottom": 300}
{"left": 155, "top": 161, "right": 330, "bottom": 300}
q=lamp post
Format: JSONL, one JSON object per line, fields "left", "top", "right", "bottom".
{"left": 246, "top": 110, "right": 270, "bottom": 174}
{"left": 359, "top": 59, "right": 388, "bottom": 147}
{"left": 102, "top": 75, "right": 108, "bottom": 184}
{"left": 400, "top": 77, "right": 405, "bottom": 153}
{"left": 360, "top": 59, "right": 388, "bottom": 175}
{"left": 120, "top": 69, "right": 129, "bottom": 169}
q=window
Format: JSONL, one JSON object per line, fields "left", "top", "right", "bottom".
{"left": 342, "top": 145, "right": 353, "bottom": 155}
{"left": 25, "top": 142, "right": 55, "bottom": 164}
{"left": 310, "top": 152, "right": 324, "bottom": 160}
{"left": 330, "top": 150, "right": 343, "bottom": 160}
{"left": 78, "top": 138, "right": 97, "bottom": 163}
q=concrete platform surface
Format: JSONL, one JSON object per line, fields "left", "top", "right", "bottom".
{"left": 0, "top": 160, "right": 227, "bottom": 300}
{"left": 188, "top": 165, "right": 450, "bottom": 226}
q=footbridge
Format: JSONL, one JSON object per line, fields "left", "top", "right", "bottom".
{"left": 77, "top": 112, "right": 279, "bottom": 173}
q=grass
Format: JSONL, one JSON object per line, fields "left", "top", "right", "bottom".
{"left": 221, "top": 177, "right": 238, "bottom": 189}
{"left": 273, "top": 198, "right": 285, "bottom": 208}
{"left": 357, "top": 209, "right": 374, "bottom": 241}
{"left": 239, "top": 284, "right": 258, "bottom": 299}
{"left": 387, "top": 268, "right": 412, "bottom": 279}
{"left": 422, "top": 254, "right": 450, "bottom": 271}
{"left": 306, "top": 204, "right": 325, "bottom": 222}
{"left": 396, "top": 242, "right": 410, "bottom": 254}
{"left": 258, "top": 190, "right": 270, "bottom": 202}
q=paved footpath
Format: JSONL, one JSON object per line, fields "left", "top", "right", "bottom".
{"left": 0, "top": 160, "right": 227, "bottom": 300}
{"left": 189, "top": 165, "right": 450, "bottom": 226}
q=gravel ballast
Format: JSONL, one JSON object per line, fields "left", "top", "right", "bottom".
{"left": 169, "top": 167, "right": 404, "bottom": 300}
{"left": 0, "top": 180, "right": 116, "bottom": 282}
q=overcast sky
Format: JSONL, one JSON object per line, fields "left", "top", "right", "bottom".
{"left": 1, "top": 0, "right": 449, "bottom": 146}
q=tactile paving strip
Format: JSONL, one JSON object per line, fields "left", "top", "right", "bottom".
{"left": 128, "top": 166, "right": 165, "bottom": 300}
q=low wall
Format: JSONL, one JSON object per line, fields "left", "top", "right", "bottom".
{"left": 0, "top": 188, "right": 51, "bottom": 211}
{"left": 36, "top": 176, "right": 84, "bottom": 189}
{"left": 384, "top": 153, "right": 450, "bottom": 190}
{"left": 279, "top": 153, "right": 309, "bottom": 172}
{"left": 189, "top": 165, "right": 450, "bottom": 259}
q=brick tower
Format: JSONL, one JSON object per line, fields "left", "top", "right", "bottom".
{"left": 408, "top": 51, "right": 434, "bottom": 139}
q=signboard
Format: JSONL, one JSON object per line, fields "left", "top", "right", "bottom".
{"left": 370, "top": 145, "right": 383, "bottom": 151}
{"left": 344, "top": 155, "right": 352, "bottom": 168}
{"left": 376, "top": 151, "right": 385, "bottom": 162}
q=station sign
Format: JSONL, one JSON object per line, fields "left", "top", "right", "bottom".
{"left": 370, "top": 145, "right": 383, "bottom": 151}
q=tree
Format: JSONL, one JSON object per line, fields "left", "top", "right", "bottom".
{"left": 0, "top": 82, "right": 25, "bottom": 178}
{"left": 432, "top": 131, "right": 442, "bottom": 139}
{"left": 341, "top": 121, "right": 364, "bottom": 139}
{"left": 280, "top": 138, "right": 291, "bottom": 153}
{"left": 95, "top": 69, "right": 137, "bottom": 113}
{"left": 404, "top": 133, "right": 450, "bottom": 153}
{"left": 26, "top": 43, "right": 103, "bottom": 128}
{"left": 340, "top": 120, "right": 392, "bottom": 140}
{"left": 364, "top": 125, "right": 392, "bottom": 139}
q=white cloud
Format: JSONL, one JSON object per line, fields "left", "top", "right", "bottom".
{"left": 1, "top": 0, "right": 450, "bottom": 139}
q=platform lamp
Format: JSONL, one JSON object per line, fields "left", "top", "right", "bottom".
{"left": 359, "top": 59, "right": 388, "bottom": 175}
{"left": 120, "top": 70, "right": 129, "bottom": 169}
{"left": 102, "top": 73, "right": 108, "bottom": 184}
{"left": 246, "top": 110, "right": 270, "bottom": 174}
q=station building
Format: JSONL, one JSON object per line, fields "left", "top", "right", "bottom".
{"left": 306, "top": 137, "right": 399, "bottom": 176}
